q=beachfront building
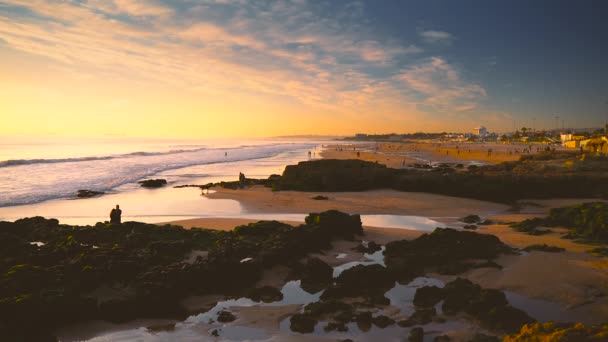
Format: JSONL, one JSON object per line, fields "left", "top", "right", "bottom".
{"left": 472, "top": 126, "right": 488, "bottom": 137}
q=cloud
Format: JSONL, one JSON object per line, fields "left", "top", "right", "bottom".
{"left": 396, "top": 57, "right": 486, "bottom": 112}
{"left": 419, "top": 30, "right": 453, "bottom": 45}
{"left": 0, "top": 0, "right": 486, "bottom": 125}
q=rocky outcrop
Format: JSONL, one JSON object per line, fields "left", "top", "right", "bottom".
{"left": 384, "top": 228, "right": 513, "bottom": 280}
{"left": 414, "top": 278, "right": 535, "bottom": 334}
{"left": 76, "top": 189, "right": 104, "bottom": 198}
{"left": 0, "top": 210, "right": 363, "bottom": 341}
{"left": 138, "top": 179, "right": 168, "bottom": 188}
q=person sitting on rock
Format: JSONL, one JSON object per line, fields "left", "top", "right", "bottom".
{"left": 110, "top": 204, "right": 122, "bottom": 224}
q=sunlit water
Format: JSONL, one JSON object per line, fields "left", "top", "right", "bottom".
{"left": 0, "top": 136, "right": 323, "bottom": 207}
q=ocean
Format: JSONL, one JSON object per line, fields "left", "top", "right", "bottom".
{"left": 0, "top": 136, "right": 324, "bottom": 223}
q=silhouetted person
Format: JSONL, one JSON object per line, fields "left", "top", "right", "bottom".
{"left": 239, "top": 172, "right": 245, "bottom": 187}
{"left": 110, "top": 204, "right": 122, "bottom": 224}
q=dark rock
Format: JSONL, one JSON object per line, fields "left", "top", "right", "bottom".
{"left": 442, "top": 278, "right": 482, "bottom": 315}
{"left": 413, "top": 286, "right": 443, "bottom": 307}
{"left": 463, "top": 225, "right": 478, "bottom": 230}
{"left": 523, "top": 244, "right": 565, "bottom": 253}
{"left": 217, "top": 310, "right": 236, "bottom": 323}
{"left": 398, "top": 307, "right": 436, "bottom": 327}
{"left": 76, "top": 190, "right": 104, "bottom": 198}
{"left": 355, "top": 311, "right": 373, "bottom": 332}
{"left": 321, "top": 264, "right": 394, "bottom": 301}
{"left": 385, "top": 228, "right": 513, "bottom": 278}
{"left": 371, "top": 315, "right": 395, "bottom": 328}
{"left": 304, "top": 210, "right": 363, "bottom": 240}
{"left": 353, "top": 241, "right": 382, "bottom": 254}
{"left": 409, "top": 327, "right": 424, "bottom": 342}
{"left": 461, "top": 215, "right": 482, "bottom": 224}
{"left": 247, "top": 286, "right": 283, "bottom": 303}
{"left": 290, "top": 313, "right": 317, "bottom": 333}
{"left": 138, "top": 179, "right": 167, "bottom": 188}
{"left": 297, "top": 258, "right": 333, "bottom": 294}
{"left": 311, "top": 195, "right": 329, "bottom": 200}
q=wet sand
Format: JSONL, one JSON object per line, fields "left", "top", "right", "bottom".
{"left": 204, "top": 185, "right": 509, "bottom": 217}
{"left": 163, "top": 191, "right": 608, "bottom": 327}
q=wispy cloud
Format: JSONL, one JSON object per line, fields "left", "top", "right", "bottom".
{"left": 396, "top": 57, "right": 486, "bottom": 112}
{"left": 0, "top": 0, "right": 486, "bottom": 125}
{"left": 419, "top": 30, "right": 453, "bottom": 45}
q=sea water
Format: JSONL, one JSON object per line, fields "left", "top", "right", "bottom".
{"left": 0, "top": 135, "right": 323, "bottom": 222}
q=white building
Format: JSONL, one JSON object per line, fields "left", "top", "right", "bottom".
{"left": 560, "top": 134, "right": 573, "bottom": 144}
{"left": 472, "top": 126, "right": 488, "bottom": 137}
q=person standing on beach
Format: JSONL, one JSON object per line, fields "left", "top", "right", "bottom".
{"left": 110, "top": 205, "right": 122, "bottom": 224}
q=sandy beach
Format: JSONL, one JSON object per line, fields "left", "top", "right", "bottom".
{"left": 161, "top": 184, "right": 608, "bottom": 333}
{"left": 322, "top": 141, "right": 569, "bottom": 168}
{"left": 140, "top": 142, "right": 608, "bottom": 341}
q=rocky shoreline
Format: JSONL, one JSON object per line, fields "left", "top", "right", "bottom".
{"left": 3, "top": 209, "right": 606, "bottom": 341}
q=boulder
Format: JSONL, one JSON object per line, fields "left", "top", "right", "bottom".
{"left": 76, "top": 190, "right": 104, "bottom": 198}
{"left": 371, "top": 315, "right": 395, "bottom": 328}
{"left": 290, "top": 313, "right": 317, "bottom": 333}
{"left": 217, "top": 310, "right": 236, "bottom": 323}
{"left": 138, "top": 179, "right": 167, "bottom": 188}
{"left": 413, "top": 286, "right": 443, "bottom": 307}
{"left": 297, "top": 258, "right": 333, "bottom": 294}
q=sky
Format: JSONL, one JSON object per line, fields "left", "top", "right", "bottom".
{"left": 1, "top": 0, "right": 607, "bottom": 137}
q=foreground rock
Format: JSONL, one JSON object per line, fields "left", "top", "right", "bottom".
{"left": 0, "top": 210, "right": 363, "bottom": 341}
{"left": 414, "top": 278, "right": 536, "bottom": 333}
{"left": 384, "top": 228, "right": 512, "bottom": 280}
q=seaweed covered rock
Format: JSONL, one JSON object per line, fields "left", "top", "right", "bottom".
{"left": 461, "top": 215, "right": 482, "bottom": 224}
{"left": 504, "top": 322, "right": 608, "bottom": 341}
{"left": 415, "top": 278, "right": 535, "bottom": 333}
{"left": 0, "top": 210, "right": 360, "bottom": 340}
{"left": 385, "top": 228, "right": 512, "bottom": 279}
{"left": 321, "top": 264, "right": 394, "bottom": 301}
{"left": 138, "top": 179, "right": 167, "bottom": 188}
{"left": 217, "top": 310, "right": 236, "bottom": 323}
{"left": 290, "top": 313, "right": 317, "bottom": 333}
{"left": 372, "top": 315, "right": 395, "bottom": 328}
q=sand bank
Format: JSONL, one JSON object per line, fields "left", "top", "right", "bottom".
{"left": 205, "top": 185, "right": 508, "bottom": 217}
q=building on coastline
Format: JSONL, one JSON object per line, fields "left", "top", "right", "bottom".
{"left": 472, "top": 126, "right": 488, "bottom": 137}
{"left": 355, "top": 133, "right": 368, "bottom": 139}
